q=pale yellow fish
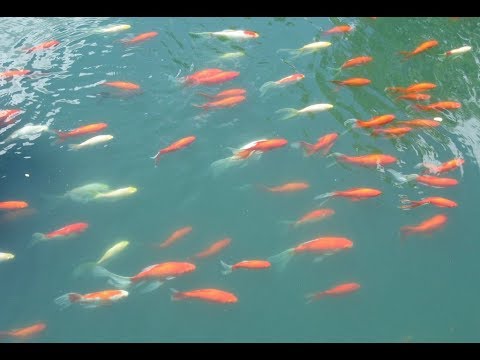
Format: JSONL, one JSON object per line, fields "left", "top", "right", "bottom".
{"left": 278, "top": 41, "right": 331, "bottom": 58}
{"left": 68, "top": 135, "right": 114, "bottom": 151}
{"left": 0, "top": 252, "right": 15, "bottom": 263}
{"left": 94, "top": 187, "right": 137, "bottom": 200}
{"left": 444, "top": 45, "right": 472, "bottom": 56}
{"left": 276, "top": 103, "right": 334, "bottom": 120}
{"left": 97, "top": 240, "right": 129, "bottom": 265}
{"left": 219, "top": 51, "right": 245, "bottom": 60}
{"left": 96, "top": 24, "right": 131, "bottom": 34}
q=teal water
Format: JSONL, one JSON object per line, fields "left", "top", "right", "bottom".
{"left": 0, "top": 17, "right": 479, "bottom": 342}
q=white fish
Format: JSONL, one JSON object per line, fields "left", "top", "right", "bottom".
{"left": 95, "top": 24, "right": 131, "bottom": 34}
{"left": 276, "top": 103, "right": 334, "bottom": 120}
{"left": 278, "top": 41, "right": 331, "bottom": 58}
{"left": 62, "top": 183, "right": 111, "bottom": 203}
{"left": 0, "top": 252, "right": 15, "bottom": 263}
{"left": 4, "top": 123, "right": 51, "bottom": 143}
{"left": 218, "top": 51, "right": 245, "bottom": 60}
{"left": 94, "top": 187, "right": 137, "bottom": 200}
{"left": 68, "top": 135, "right": 113, "bottom": 151}
{"left": 444, "top": 45, "right": 472, "bottom": 56}
{"left": 191, "top": 29, "right": 259, "bottom": 40}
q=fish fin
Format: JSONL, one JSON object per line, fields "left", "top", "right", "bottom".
{"left": 54, "top": 293, "right": 81, "bottom": 310}
{"left": 139, "top": 281, "right": 163, "bottom": 294}
{"left": 305, "top": 293, "right": 321, "bottom": 304}
{"left": 267, "top": 248, "right": 295, "bottom": 271}
{"left": 29, "top": 233, "right": 46, "bottom": 248}
{"left": 386, "top": 169, "right": 418, "bottom": 184}
{"left": 399, "top": 200, "right": 424, "bottom": 210}
{"left": 313, "top": 192, "right": 334, "bottom": 201}
{"left": 72, "top": 262, "right": 97, "bottom": 278}
{"left": 165, "top": 276, "right": 175, "bottom": 281}
{"left": 321, "top": 142, "right": 335, "bottom": 156}
{"left": 196, "top": 92, "right": 214, "bottom": 99}
{"left": 299, "top": 141, "right": 315, "bottom": 156}
{"left": 210, "top": 157, "right": 236, "bottom": 177}
{"left": 92, "top": 266, "right": 132, "bottom": 289}
{"left": 220, "top": 260, "right": 233, "bottom": 275}
{"left": 313, "top": 256, "right": 325, "bottom": 263}
{"left": 259, "top": 81, "right": 276, "bottom": 96}
{"left": 170, "top": 288, "right": 183, "bottom": 301}
{"left": 67, "top": 144, "right": 80, "bottom": 151}
{"left": 275, "top": 108, "right": 299, "bottom": 120}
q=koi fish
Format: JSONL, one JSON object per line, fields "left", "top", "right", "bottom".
{"left": 157, "top": 226, "right": 193, "bottom": 248}
{"left": 95, "top": 24, "right": 131, "bottom": 34}
{"left": 295, "top": 132, "right": 338, "bottom": 156}
{"left": 276, "top": 103, "right": 334, "bottom": 120}
{"left": 234, "top": 138, "right": 288, "bottom": 159}
{"left": 197, "top": 88, "right": 246, "bottom": 99}
{"left": 93, "top": 187, "right": 137, "bottom": 200}
{"left": 220, "top": 260, "right": 271, "bottom": 275}
{"left": 32, "top": 222, "right": 89, "bottom": 246}
{"left": 259, "top": 182, "right": 310, "bottom": 193}
{"left": 24, "top": 40, "right": 59, "bottom": 53}
{"left": 0, "top": 323, "right": 46, "bottom": 339}
{"left": 330, "top": 152, "right": 397, "bottom": 167}
{"left": 400, "top": 197, "right": 457, "bottom": 210}
{"left": 315, "top": 187, "right": 382, "bottom": 201}
{"left": 190, "top": 29, "right": 259, "bottom": 40}
{"left": 54, "top": 290, "right": 128, "bottom": 309}
{"left": 420, "top": 158, "right": 464, "bottom": 174}
{"left": 0, "top": 201, "right": 29, "bottom": 211}
{"left": 444, "top": 45, "right": 472, "bottom": 56}
{"left": 102, "top": 81, "right": 140, "bottom": 91}
{"left": 331, "top": 77, "right": 371, "bottom": 87}
{"left": 151, "top": 136, "right": 196, "bottom": 165}
{"left": 398, "top": 119, "right": 442, "bottom": 128}
{"left": 339, "top": 56, "right": 373, "bottom": 70}
{"left": 259, "top": 73, "right": 305, "bottom": 96}
{"left": 401, "top": 214, "right": 448, "bottom": 236}
{"left": 189, "top": 71, "right": 240, "bottom": 86}
{"left": 170, "top": 288, "right": 238, "bottom": 303}
{"left": 68, "top": 134, "right": 113, "bottom": 151}
{"left": 371, "top": 127, "right": 413, "bottom": 138}
{"left": 55, "top": 123, "right": 108, "bottom": 141}
{"left": 396, "top": 93, "right": 431, "bottom": 101}
{"left": 324, "top": 25, "right": 353, "bottom": 35}
{"left": 414, "top": 101, "right": 461, "bottom": 111}
{"left": 387, "top": 169, "right": 458, "bottom": 188}
{"left": 386, "top": 82, "right": 437, "bottom": 94}
{"left": 346, "top": 114, "right": 395, "bottom": 128}
{"left": 277, "top": 41, "right": 331, "bottom": 58}
{"left": 288, "top": 208, "right": 335, "bottom": 227}
{"left": 121, "top": 31, "right": 158, "bottom": 44}
{"left": 0, "top": 252, "right": 15, "bottom": 263}
{"left": 183, "top": 68, "right": 224, "bottom": 86}
{"left": 193, "top": 95, "right": 245, "bottom": 110}
{"left": 217, "top": 52, "right": 245, "bottom": 60}
{"left": 191, "top": 238, "right": 231, "bottom": 260}
{"left": 306, "top": 282, "right": 360, "bottom": 303}
{"left": 400, "top": 40, "right": 438, "bottom": 59}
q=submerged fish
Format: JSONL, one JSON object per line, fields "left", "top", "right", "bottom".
{"left": 93, "top": 187, "right": 137, "bottom": 200}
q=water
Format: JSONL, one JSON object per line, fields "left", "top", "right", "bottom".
{"left": 0, "top": 17, "right": 479, "bottom": 342}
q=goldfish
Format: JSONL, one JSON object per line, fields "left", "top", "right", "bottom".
{"left": 191, "top": 238, "right": 231, "bottom": 260}
{"left": 234, "top": 138, "right": 288, "bottom": 159}
{"left": 193, "top": 95, "right": 246, "bottom": 110}
{"left": 0, "top": 201, "right": 28, "bottom": 211}
{"left": 330, "top": 152, "right": 397, "bottom": 167}
{"left": 259, "top": 182, "right": 310, "bottom": 193}
{"left": 121, "top": 31, "right": 158, "bottom": 44}
{"left": 371, "top": 127, "right": 413, "bottom": 138}
{"left": 414, "top": 101, "right": 461, "bottom": 111}
{"left": 288, "top": 208, "right": 335, "bottom": 227}
{"left": 190, "top": 29, "right": 259, "bottom": 40}
{"left": 0, "top": 323, "right": 46, "bottom": 340}
{"left": 197, "top": 88, "right": 246, "bottom": 99}
{"left": 400, "top": 40, "right": 439, "bottom": 59}
{"left": 183, "top": 68, "right": 224, "bottom": 85}
{"left": 268, "top": 237, "right": 353, "bottom": 270}
{"left": 190, "top": 71, "right": 240, "bottom": 86}
{"left": 314, "top": 187, "right": 382, "bottom": 201}
{"left": 420, "top": 158, "right": 464, "bottom": 174}
{"left": 218, "top": 51, "right": 245, "bottom": 60}
{"left": 277, "top": 41, "right": 331, "bottom": 58}
{"left": 444, "top": 45, "right": 472, "bottom": 56}
{"left": 398, "top": 119, "right": 442, "bottom": 128}
{"left": 95, "top": 24, "right": 131, "bottom": 33}
{"left": 0, "top": 69, "right": 30, "bottom": 78}
{"left": 102, "top": 81, "right": 140, "bottom": 91}
{"left": 401, "top": 214, "right": 448, "bottom": 236}
{"left": 171, "top": 288, "right": 238, "bottom": 304}
{"left": 331, "top": 78, "right": 371, "bottom": 88}
{"left": 386, "top": 82, "right": 437, "bottom": 94}
{"left": 93, "top": 262, "right": 196, "bottom": 292}
{"left": 400, "top": 197, "right": 457, "bottom": 210}
{"left": 0, "top": 109, "right": 22, "bottom": 125}
{"left": 295, "top": 132, "right": 339, "bottom": 156}
{"left": 93, "top": 187, "right": 137, "bottom": 200}
{"left": 387, "top": 169, "right": 458, "bottom": 188}
{"left": 0, "top": 252, "right": 15, "bottom": 263}
{"left": 55, "top": 289, "right": 128, "bottom": 309}
{"left": 396, "top": 93, "right": 431, "bottom": 101}
{"left": 346, "top": 114, "right": 395, "bottom": 129}
{"left": 306, "top": 282, "right": 360, "bottom": 303}
{"left": 157, "top": 226, "right": 192, "bottom": 248}
{"left": 31, "top": 222, "right": 89, "bottom": 246}
{"left": 55, "top": 123, "right": 108, "bottom": 140}
{"left": 339, "top": 56, "right": 373, "bottom": 70}
{"left": 61, "top": 183, "right": 111, "bottom": 204}
{"left": 68, "top": 134, "right": 113, "bottom": 151}
{"left": 24, "top": 40, "right": 59, "bottom": 53}
{"left": 4, "top": 123, "right": 50, "bottom": 143}
{"left": 151, "top": 136, "right": 196, "bottom": 165}
{"left": 324, "top": 25, "right": 353, "bottom": 34}
{"left": 220, "top": 260, "right": 271, "bottom": 275}
{"left": 276, "top": 103, "right": 334, "bottom": 121}
{"left": 259, "top": 73, "right": 305, "bottom": 96}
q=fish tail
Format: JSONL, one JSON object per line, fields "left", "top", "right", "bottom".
{"left": 400, "top": 226, "right": 414, "bottom": 237}
{"left": 67, "top": 144, "right": 80, "bottom": 151}
{"left": 313, "top": 192, "right": 335, "bottom": 201}
{"left": 399, "top": 51, "right": 412, "bottom": 59}
{"left": 72, "top": 262, "right": 97, "bottom": 278}
{"left": 276, "top": 48, "right": 299, "bottom": 57}
{"left": 189, "top": 32, "right": 212, "bottom": 37}
{"left": 330, "top": 80, "right": 342, "bottom": 85}
{"left": 385, "top": 87, "right": 406, "bottom": 93}
{"left": 29, "top": 233, "right": 46, "bottom": 248}
{"left": 305, "top": 293, "right": 322, "bottom": 304}
{"left": 170, "top": 288, "right": 185, "bottom": 301}
{"left": 387, "top": 169, "right": 418, "bottom": 184}
{"left": 267, "top": 248, "right": 295, "bottom": 271}
{"left": 192, "top": 103, "right": 207, "bottom": 109}
{"left": 150, "top": 152, "right": 161, "bottom": 166}
{"left": 220, "top": 260, "right": 233, "bottom": 275}
{"left": 321, "top": 142, "right": 335, "bottom": 156}
{"left": 54, "top": 131, "right": 67, "bottom": 141}
{"left": 196, "top": 92, "right": 214, "bottom": 99}
{"left": 275, "top": 108, "right": 299, "bottom": 120}
{"left": 210, "top": 157, "right": 235, "bottom": 177}
{"left": 371, "top": 129, "right": 380, "bottom": 137}
{"left": 259, "top": 81, "right": 276, "bottom": 96}
{"left": 299, "top": 141, "right": 316, "bottom": 156}
{"left": 92, "top": 266, "right": 132, "bottom": 289}
{"left": 413, "top": 104, "right": 428, "bottom": 111}
{"left": 399, "top": 200, "right": 423, "bottom": 210}
{"left": 54, "top": 293, "right": 82, "bottom": 310}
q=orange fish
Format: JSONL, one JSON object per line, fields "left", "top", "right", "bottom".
{"left": 184, "top": 68, "right": 224, "bottom": 85}
{"left": 32, "top": 222, "right": 89, "bottom": 243}
{"left": 386, "top": 82, "right": 437, "bottom": 94}
{"left": 260, "top": 182, "right": 310, "bottom": 193}
{"left": 157, "top": 226, "right": 193, "bottom": 248}
{"left": 93, "top": 262, "right": 196, "bottom": 291}
{"left": 331, "top": 77, "right": 371, "bottom": 87}
{"left": 400, "top": 40, "right": 439, "bottom": 59}
{"left": 197, "top": 88, "right": 246, "bottom": 99}
{"left": 324, "top": 25, "right": 353, "bottom": 34}
{"left": 414, "top": 101, "right": 461, "bottom": 111}
{"left": 193, "top": 95, "right": 246, "bottom": 110}
{"left": 400, "top": 197, "right": 458, "bottom": 210}
{"left": 171, "top": 288, "right": 238, "bottom": 304}
{"left": 0, "top": 201, "right": 29, "bottom": 211}
{"left": 269, "top": 237, "right": 353, "bottom": 270}
{"left": 24, "top": 40, "right": 60, "bottom": 53}
{"left": 415, "top": 175, "right": 458, "bottom": 188}
{"left": 315, "top": 187, "right": 382, "bottom": 201}
{"left": 398, "top": 119, "right": 441, "bottom": 128}
{"left": 54, "top": 289, "right": 128, "bottom": 309}
{"left": 401, "top": 214, "right": 448, "bottom": 236}
{"left": 291, "top": 208, "right": 335, "bottom": 227}
{"left": 235, "top": 138, "right": 288, "bottom": 159}
{"left": 220, "top": 259, "right": 271, "bottom": 275}
{"left": 103, "top": 81, "right": 140, "bottom": 91}
{"left": 121, "top": 31, "right": 158, "bottom": 44}
{"left": 0, "top": 69, "right": 30, "bottom": 78}
{"left": 0, "top": 109, "right": 22, "bottom": 126}
{"left": 55, "top": 123, "right": 108, "bottom": 140}
{"left": 192, "top": 237, "right": 231, "bottom": 260}
{"left": 351, "top": 114, "right": 395, "bottom": 128}
{"left": 306, "top": 282, "right": 360, "bottom": 303}
{"left": 192, "top": 71, "right": 240, "bottom": 86}
{"left": 151, "top": 136, "right": 196, "bottom": 165}
{"left": 371, "top": 127, "right": 413, "bottom": 138}
{"left": 0, "top": 323, "right": 46, "bottom": 340}
{"left": 331, "top": 152, "right": 397, "bottom": 167}
{"left": 298, "top": 132, "right": 338, "bottom": 156}
{"left": 340, "top": 56, "right": 373, "bottom": 69}
{"left": 421, "top": 158, "right": 464, "bottom": 174}
{"left": 397, "top": 93, "right": 431, "bottom": 101}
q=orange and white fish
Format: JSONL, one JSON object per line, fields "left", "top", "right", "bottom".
{"left": 193, "top": 95, "right": 245, "bottom": 110}
{"left": 268, "top": 237, "right": 353, "bottom": 270}
{"left": 54, "top": 289, "right": 128, "bottom": 309}
{"left": 330, "top": 152, "right": 397, "bottom": 167}
{"left": 324, "top": 25, "right": 353, "bottom": 35}
{"left": 331, "top": 78, "right": 371, "bottom": 88}
{"left": 400, "top": 196, "right": 457, "bottom": 210}
{"left": 151, "top": 136, "right": 196, "bottom": 165}
{"left": 295, "top": 132, "right": 338, "bottom": 156}
{"left": 55, "top": 123, "right": 108, "bottom": 141}
{"left": 197, "top": 88, "right": 246, "bottom": 99}
{"left": 346, "top": 114, "right": 395, "bottom": 129}
{"left": 401, "top": 214, "right": 448, "bottom": 237}
{"left": 400, "top": 40, "right": 439, "bottom": 59}
{"left": 306, "top": 282, "right": 360, "bottom": 303}
{"left": 386, "top": 82, "right": 437, "bottom": 94}
{"left": 419, "top": 158, "right": 464, "bottom": 174}
{"left": 0, "top": 323, "right": 46, "bottom": 340}
{"left": 93, "top": 261, "right": 196, "bottom": 292}
{"left": 102, "top": 81, "right": 140, "bottom": 91}
{"left": 259, "top": 73, "right": 305, "bottom": 96}
{"left": 315, "top": 187, "right": 382, "bottom": 201}
{"left": 220, "top": 260, "right": 271, "bottom": 275}
{"left": 276, "top": 103, "right": 334, "bottom": 120}
{"left": 24, "top": 40, "right": 59, "bottom": 53}
{"left": 121, "top": 31, "right": 158, "bottom": 44}
{"left": 191, "top": 238, "right": 231, "bottom": 260}
{"left": 234, "top": 138, "right": 288, "bottom": 159}
{"left": 171, "top": 288, "right": 238, "bottom": 303}
{"left": 156, "top": 226, "right": 193, "bottom": 249}
{"left": 190, "top": 29, "right": 259, "bottom": 40}
{"left": 387, "top": 169, "right": 458, "bottom": 188}
{"left": 444, "top": 45, "right": 472, "bottom": 56}
{"left": 259, "top": 182, "right": 309, "bottom": 193}
{"left": 0, "top": 201, "right": 29, "bottom": 211}
{"left": 288, "top": 208, "right": 335, "bottom": 227}
{"left": 414, "top": 101, "right": 461, "bottom": 111}
{"left": 371, "top": 127, "right": 413, "bottom": 138}
{"left": 32, "top": 222, "right": 89, "bottom": 246}
{"left": 0, "top": 69, "right": 30, "bottom": 79}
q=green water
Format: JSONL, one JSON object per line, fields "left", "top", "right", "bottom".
{"left": 0, "top": 17, "right": 479, "bottom": 342}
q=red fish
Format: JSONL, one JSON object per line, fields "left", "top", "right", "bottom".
{"left": 55, "top": 123, "right": 108, "bottom": 140}
{"left": 351, "top": 114, "right": 395, "bottom": 128}
{"left": 315, "top": 187, "right": 382, "bottom": 201}
{"left": 400, "top": 197, "right": 458, "bottom": 210}
{"left": 306, "top": 282, "right": 360, "bottom": 303}
{"left": 151, "top": 136, "right": 196, "bottom": 164}
{"left": 260, "top": 182, "right": 309, "bottom": 193}
{"left": 400, "top": 40, "right": 439, "bottom": 59}
{"left": 102, "top": 81, "right": 140, "bottom": 91}
{"left": 235, "top": 138, "right": 288, "bottom": 159}
{"left": 0, "top": 109, "right": 22, "bottom": 126}
{"left": 398, "top": 119, "right": 441, "bottom": 128}
{"left": 0, "top": 323, "right": 46, "bottom": 339}
{"left": 191, "top": 238, "right": 231, "bottom": 260}
{"left": 421, "top": 158, "right": 464, "bottom": 174}
{"left": 192, "top": 71, "right": 240, "bottom": 86}
{"left": 171, "top": 288, "right": 238, "bottom": 304}
{"left": 371, "top": 127, "right": 412, "bottom": 138}
{"left": 415, "top": 175, "right": 458, "bottom": 188}
{"left": 0, "top": 201, "right": 29, "bottom": 210}
{"left": 414, "top": 101, "right": 461, "bottom": 111}
{"left": 401, "top": 214, "right": 448, "bottom": 236}
{"left": 298, "top": 132, "right": 338, "bottom": 156}
{"left": 197, "top": 88, "right": 246, "bottom": 99}
{"left": 121, "top": 31, "right": 158, "bottom": 44}
{"left": 24, "top": 40, "right": 60, "bottom": 53}
{"left": 193, "top": 95, "right": 245, "bottom": 110}
{"left": 331, "top": 77, "right": 371, "bottom": 87}
{"left": 156, "top": 226, "right": 193, "bottom": 248}
{"left": 324, "top": 25, "right": 353, "bottom": 34}
{"left": 32, "top": 222, "right": 89, "bottom": 244}
{"left": 340, "top": 56, "right": 373, "bottom": 69}
{"left": 291, "top": 208, "right": 335, "bottom": 227}
{"left": 220, "top": 260, "right": 271, "bottom": 275}
{"left": 54, "top": 289, "right": 128, "bottom": 309}
{"left": 183, "top": 69, "right": 224, "bottom": 85}
{"left": 331, "top": 152, "right": 397, "bottom": 167}
{"left": 396, "top": 93, "right": 431, "bottom": 101}
{"left": 0, "top": 69, "right": 30, "bottom": 78}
